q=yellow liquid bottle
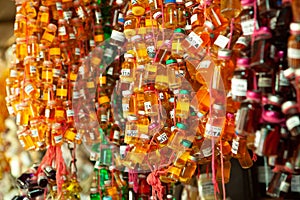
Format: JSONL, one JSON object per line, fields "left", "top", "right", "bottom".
{"left": 216, "top": 158, "right": 231, "bottom": 183}
{"left": 166, "top": 59, "right": 182, "bottom": 90}
{"left": 220, "top": 0, "right": 242, "bottom": 19}
{"left": 125, "top": 114, "right": 139, "bottom": 144}
{"left": 124, "top": 10, "right": 137, "bottom": 39}
{"left": 41, "top": 23, "right": 57, "bottom": 47}
{"left": 175, "top": 89, "right": 190, "bottom": 119}
{"left": 164, "top": 0, "right": 177, "bottom": 29}
{"left": 179, "top": 156, "right": 198, "bottom": 183}
{"left": 14, "top": 14, "right": 27, "bottom": 38}
{"left": 144, "top": 85, "right": 159, "bottom": 116}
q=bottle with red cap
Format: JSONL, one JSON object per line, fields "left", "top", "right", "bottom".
{"left": 240, "top": 0, "right": 260, "bottom": 37}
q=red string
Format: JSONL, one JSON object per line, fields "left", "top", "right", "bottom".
{"left": 55, "top": 146, "right": 68, "bottom": 195}
{"left": 252, "top": 151, "right": 257, "bottom": 162}
{"left": 220, "top": 142, "right": 226, "bottom": 200}
{"left": 146, "top": 170, "right": 166, "bottom": 200}
{"left": 227, "top": 18, "right": 235, "bottom": 49}
{"left": 129, "top": 169, "right": 139, "bottom": 193}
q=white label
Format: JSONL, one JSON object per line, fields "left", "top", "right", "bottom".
{"left": 104, "top": 48, "right": 114, "bottom": 57}
{"left": 16, "top": 113, "right": 21, "bottom": 125}
{"left": 31, "top": 129, "right": 39, "bottom": 137}
{"left": 10, "top": 70, "right": 17, "bottom": 77}
{"left": 157, "top": 132, "right": 168, "bottom": 143}
{"left": 144, "top": 101, "right": 152, "bottom": 111}
{"left": 111, "top": 30, "right": 125, "bottom": 43}
{"left": 120, "top": 145, "right": 127, "bottom": 159}
{"left": 279, "top": 71, "right": 290, "bottom": 86}
{"left": 231, "top": 138, "right": 239, "bottom": 154}
{"left": 254, "top": 130, "right": 261, "bottom": 149}
{"left": 19, "top": 139, "right": 25, "bottom": 147}
{"left": 45, "top": 109, "right": 50, "bottom": 118}
{"left": 124, "top": 20, "right": 132, "bottom": 26}
{"left": 202, "top": 146, "right": 212, "bottom": 157}
{"left": 122, "top": 104, "right": 129, "bottom": 111}
{"left": 241, "top": 19, "right": 256, "bottom": 36}
{"left": 73, "top": 91, "right": 80, "bottom": 99}
{"left": 200, "top": 182, "right": 215, "bottom": 197}
{"left": 159, "top": 92, "right": 164, "bottom": 99}
{"left": 258, "top": 77, "right": 272, "bottom": 87}
{"left": 121, "top": 69, "right": 131, "bottom": 76}
{"left": 25, "top": 84, "right": 34, "bottom": 95}
{"left": 288, "top": 48, "right": 300, "bottom": 59}
{"left": 29, "top": 66, "right": 36, "bottom": 73}
{"left": 170, "top": 109, "right": 175, "bottom": 119}
{"left": 190, "top": 14, "right": 198, "bottom": 24}
{"left": 69, "top": 33, "right": 76, "bottom": 40}
{"left": 14, "top": 22, "right": 18, "bottom": 31}
{"left": 279, "top": 181, "right": 290, "bottom": 193}
{"left": 90, "top": 39, "right": 95, "bottom": 47}
{"left": 113, "top": 130, "right": 120, "bottom": 140}
{"left": 75, "top": 133, "right": 81, "bottom": 140}
{"left": 283, "top": 150, "right": 288, "bottom": 159}
{"left": 101, "top": 115, "right": 107, "bottom": 122}
{"left": 56, "top": 2, "right": 62, "bottom": 10}
{"left": 58, "top": 26, "right": 67, "bottom": 36}
{"left": 286, "top": 116, "right": 300, "bottom": 131}
{"left": 54, "top": 135, "right": 62, "bottom": 143}
{"left": 75, "top": 48, "right": 81, "bottom": 55}
{"left": 291, "top": 175, "right": 300, "bottom": 192}
{"left": 258, "top": 166, "right": 273, "bottom": 183}
{"left": 53, "top": 69, "right": 61, "bottom": 77}
{"left": 66, "top": 109, "right": 74, "bottom": 117}
{"left": 7, "top": 106, "right": 14, "bottom": 115}
{"left": 175, "top": 70, "right": 185, "bottom": 78}
{"left": 147, "top": 46, "right": 156, "bottom": 57}
{"left": 185, "top": 31, "right": 203, "bottom": 49}
{"left": 126, "top": 130, "right": 138, "bottom": 137}
{"left": 89, "top": 132, "right": 95, "bottom": 140}
{"left": 214, "top": 35, "right": 230, "bottom": 49}
{"left": 63, "top": 11, "right": 72, "bottom": 20}
{"left": 205, "top": 124, "right": 222, "bottom": 137}
{"left": 107, "top": 67, "right": 114, "bottom": 76}
{"left": 198, "top": 60, "right": 211, "bottom": 69}
{"left": 77, "top": 6, "right": 85, "bottom": 19}
{"left": 231, "top": 78, "right": 247, "bottom": 96}
{"left": 268, "top": 155, "right": 276, "bottom": 166}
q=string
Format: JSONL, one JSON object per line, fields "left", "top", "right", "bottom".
{"left": 220, "top": 141, "right": 226, "bottom": 200}
{"left": 227, "top": 18, "right": 235, "bottom": 49}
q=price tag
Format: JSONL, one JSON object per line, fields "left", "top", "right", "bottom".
{"left": 291, "top": 175, "right": 300, "bottom": 192}
{"left": 231, "top": 138, "right": 239, "bottom": 154}
{"left": 231, "top": 78, "right": 247, "bottom": 96}
{"left": 205, "top": 124, "right": 222, "bottom": 137}
{"left": 157, "top": 132, "right": 168, "bottom": 143}
{"left": 286, "top": 116, "right": 300, "bottom": 131}
{"left": 144, "top": 101, "right": 152, "bottom": 112}
{"left": 126, "top": 130, "right": 138, "bottom": 137}
{"left": 214, "top": 35, "right": 230, "bottom": 48}
{"left": 121, "top": 69, "right": 131, "bottom": 76}
{"left": 185, "top": 31, "right": 203, "bottom": 49}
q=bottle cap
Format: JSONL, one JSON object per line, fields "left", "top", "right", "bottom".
{"left": 181, "top": 139, "right": 192, "bottom": 148}
{"left": 122, "top": 90, "right": 132, "bottom": 96}
{"left": 290, "top": 22, "right": 300, "bottom": 32}
{"left": 166, "top": 59, "right": 177, "bottom": 65}
{"left": 164, "top": 0, "right": 176, "bottom": 3}
{"left": 131, "top": 35, "right": 142, "bottom": 42}
{"left": 246, "top": 90, "right": 261, "bottom": 101}
{"left": 176, "top": 0, "right": 183, "bottom": 3}
{"left": 236, "top": 57, "right": 250, "bottom": 67}
{"left": 179, "top": 89, "right": 189, "bottom": 95}
{"left": 282, "top": 101, "right": 298, "bottom": 114}
{"left": 241, "top": 0, "right": 254, "bottom": 6}
{"left": 90, "top": 187, "right": 98, "bottom": 193}
{"left": 267, "top": 94, "right": 282, "bottom": 105}
{"left": 127, "top": 114, "right": 138, "bottom": 121}
{"left": 153, "top": 11, "right": 162, "bottom": 20}
{"left": 103, "top": 196, "right": 113, "bottom": 200}
{"left": 185, "top": 1, "right": 194, "bottom": 7}
{"left": 277, "top": 51, "right": 284, "bottom": 58}
{"left": 176, "top": 122, "right": 187, "bottom": 130}
{"left": 174, "top": 28, "right": 185, "bottom": 34}
{"left": 217, "top": 49, "right": 232, "bottom": 59}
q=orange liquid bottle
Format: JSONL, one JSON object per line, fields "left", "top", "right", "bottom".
{"left": 220, "top": 0, "right": 242, "bottom": 19}
{"left": 216, "top": 158, "right": 231, "bottom": 183}
{"left": 14, "top": 14, "right": 27, "bottom": 38}
{"left": 41, "top": 23, "right": 57, "bottom": 47}
{"left": 164, "top": 0, "right": 177, "bottom": 29}
{"left": 144, "top": 85, "right": 159, "bottom": 116}
{"left": 124, "top": 10, "right": 137, "bottom": 39}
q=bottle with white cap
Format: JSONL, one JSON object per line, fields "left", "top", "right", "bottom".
{"left": 288, "top": 22, "right": 300, "bottom": 69}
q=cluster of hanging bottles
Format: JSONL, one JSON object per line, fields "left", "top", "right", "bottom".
{"left": 6, "top": 0, "right": 300, "bottom": 199}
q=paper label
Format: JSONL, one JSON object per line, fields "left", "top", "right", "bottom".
{"left": 45, "top": 109, "right": 50, "bottom": 118}
{"left": 55, "top": 109, "right": 65, "bottom": 117}
{"left": 104, "top": 48, "right": 114, "bottom": 57}
{"left": 75, "top": 133, "right": 81, "bottom": 140}
{"left": 7, "top": 106, "right": 14, "bottom": 115}
{"left": 279, "top": 71, "right": 290, "bottom": 86}
{"left": 291, "top": 175, "right": 300, "bottom": 192}
{"left": 29, "top": 66, "right": 36, "bottom": 73}
{"left": 157, "top": 132, "right": 168, "bottom": 143}
{"left": 170, "top": 109, "right": 175, "bottom": 119}
{"left": 258, "top": 77, "right": 272, "bottom": 87}
{"left": 31, "top": 129, "right": 39, "bottom": 137}
{"left": 121, "top": 69, "right": 131, "bottom": 76}
{"left": 111, "top": 30, "right": 125, "bottom": 42}
{"left": 53, "top": 69, "right": 61, "bottom": 77}
{"left": 258, "top": 166, "right": 273, "bottom": 183}
{"left": 42, "top": 32, "right": 54, "bottom": 42}
{"left": 279, "top": 181, "right": 290, "bottom": 193}
{"left": 49, "top": 48, "right": 61, "bottom": 56}
{"left": 124, "top": 20, "right": 132, "bottom": 27}
{"left": 56, "top": 88, "right": 67, "bottom": 97}
{"left": 10, "top": 69, "right": 17, "bottom": 77}
{"left": 199, "top": 182, "right": 215, "bottom": 197}
{"left": 25, "top": 84, "right": 34, "bottom": 95}
{"left": 122, "top": 104, "right": 129, "bottom": 111}
{"left": 147, "top": 46, "right": 156, "bottom": 58}
{"left": 66, "top": 109, "right": 74, "bottom": 117}
{"left": 268, "top": 155, "right": 276, "bottom": 166}
{"left": 288, "top": 48, "right": 300, "bottom": 59}
{"left": 87, "top": 81, "right": 95, "bottom": 88}
{"left": 75, "top": 47, "right": 81, "bottom": 55}
{"left": 54, "top": 135, "right": 62, "bottom": 143}
{"left": 286, "top": 116, "right": 300, "bottom": 131}
{"left": 241, "top": 19, "right": 256, "bottom": 36}
{"left": 101, "top": 115, "right": 107, "bottom": 122}
{"left": 56, "top": 2, "right": 62, "bottom": 10}
{"left": 190, "top": 14, "right": 198, "bottom": 24}
{"left": 202, "top": 146, "right": 212, "bottom": 157}
{"left": 89, "top": 132, "right": 95, "bottom": 140}
{"left": 231, "top": 138, "right": 239, "bottom": 154}
{"left": 41, "top": 13, "right": 49, "bottom": 23}
{"left": 58, "top": 26, "right": 67, "bottom": 36}
{"left": 231, "top": 78, "right": 247, "bottom": 96}
{"left": 198, "top": 60, "right": 211, "bottom": 69}
{"left": 113, "top": 130, "right": 120, "bottom": 140}
{"left": 144, "top": 101, "right": 152, "bottom": 112}
{"left": 205, "top": 124, "right": 222, "bottom": 137}
{"left": 126, "top": 130, "right": 138, "bottom": 137}
{"left": 159, "top": 92, "right": 164, "bottom": 99}
{"left": 94, "top": 34, "right": 104, "bottom": 42}
{"left": 214, "top": 35, "right": 230, "bottom": 49}
{"left": 185, "top": 31, "right": 203, "bottom": 49}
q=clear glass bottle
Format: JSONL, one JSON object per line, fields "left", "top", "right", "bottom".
{"left": 175, "top": 89, "right": 190, "bottom": 119}
{"left": 172, "top": 28, "right": 185, "bottom": 58}
{"left": 282, "top": 101, "right": 300, "bottom": 137}
{"left": 125, "top": 114, "right": 139, "bottom": 144}
{"left": 164, "top": 0, "right": 177, "bottom": 29}
{"left": 179, "top": 156, "right": 198, "bottom": 183}
{"left": 41, "top": 23, "right": 57, "bottom": 47}
{"left": 144, "top": 85, "right": 159, "bottom": 116}
{"left": 288, "top": 23, "right": 300, "bottom": 69}
{"left": 204, "top": 103, "right": 226, "bottom": 140}
{"left": 124, "top": 10, "right": 137, "bottom": 39}
{"left": 221, "top": 0, "right": 242, "bottom": 19}
{"left": 166, "top": 59, "right": 182, "bottom": 90}
{"left": 240, "top": 0, "right": 259, "bottom": 36}
{"left": 131, "top": 35, "right": 149, "bottom": 66}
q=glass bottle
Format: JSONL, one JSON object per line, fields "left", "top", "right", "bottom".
{"left": 291, "top": 0, "right": 300, "bottom": 22}
{"left": 30, "top": 118, "right": 46, "bottom": 150}
{"left": 17, "top": 128, "right": 35, "bottom": 151}
{"left": 16, "top": 37, "right": 27, "bottom": 61}
{"left": 232, "top": 36, "right": 250, "bottom": 58}
{"left": 205, "top": 0, "right": 228, "bottom": 29}
{"left": 175, "top": 89, "right": 190, "bottom": 119}
{"left": 204, "top": 103, "right": 226, "bottom": 140}
{"left": 231, "top": 57, "right": 253, "bottom": 102}
{"left": 198, "top": 173, "right": 216, "bottom": 200}
{"left": 144, "top": 85, "right": 159, "bottom": 116}
{"left": 125, "top": 114, "right": 139, "bottom": 144}
{"left": 164, "top": 0, "right": 177, "bottom": 29}
{"left": 166, "top": 59, "right": 182, "bottom": 90}
{"left": 24, "top": 56, "right": 39, "bottom": 80}
{"left": 94, "top": 24, "right": 104, "bottom": 45}
{"left": 124, "top": 10, "right": 137, "bottom": 39}
{"left": 41, "top": 23, "right": 57, "bottom": 47}
{"left": 282, "top": 101, "right": 300, "bottom": 137}
{"left": 57, "top": 19, "right": 69, "bottom": 42}
{"left": 235, "top": 90, "right": 262, "bottom": 136}
{"left": 288, "top": 22, "right": 300, "bottom": 69}
{"left": 14, "top": 14, "right": 27, "bottom": 38}
{"left": 45, "top": 100, "right": 56, "bottom": 123}
{"left": 131, "top": 35, "right": 149, "bottom": 66}
{"left": 240, "top": 0, "right": 259, "bottom": 36}
{"left": 216, "top": 158, "right": 231, "bottom": 183}
{"left": 71, "top": 18, "right": 85, "bottom": 40}
{"left": 176, "top": 0, "right": 186, "bottom": 28}
{"left": 56, "top": 78, "right": 68, "bottom": 101}
{"left": 257, "top": 0, "right": 278, "bottom": 19}
{"left": 179, "top": 156, "right": 198, "bottom": 183}
{"left": 37, "top": 6, "right": 50, "bottom": 29}
{"left": 42, "top": 61, "right": 53, "bottom": 84}
{"left": 160, "top": 165, "right": 181, "bottom": 183}
{"left": 110, "top": 12, "right": 126, "bottom": 47}
{"left": 27, "top": 36, "right": 39, "bottom": 59}
{"left": 172, "top": 139, "right": 193, "bottom": 168}
{"left": 51, "top": 123, "right": 63, "bottom": 146}
{"left": 190, "top": 6, "right": 205, "bottom": 33}
{"left": 231, "top": 134, "right": 253, "bottom": 168}
{"left": 172, "top": 28, "right": 185, "bottom": 58}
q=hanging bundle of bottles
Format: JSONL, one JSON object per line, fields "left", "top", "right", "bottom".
{"left": 5, "top": 0, "right": 300, "bottom": 199}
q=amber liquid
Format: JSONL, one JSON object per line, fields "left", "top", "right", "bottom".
{"left": 220, "top": 0, "right": 242, "bottom": 19}
{"left": 216, "top": 159, "right": 231, "bottom": 183}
